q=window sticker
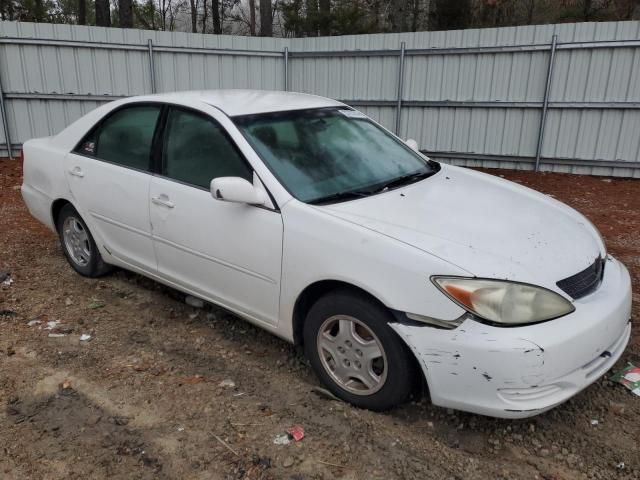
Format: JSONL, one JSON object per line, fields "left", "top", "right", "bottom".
{"left": 338, "top": 109, "right": 368, "bottom": 119}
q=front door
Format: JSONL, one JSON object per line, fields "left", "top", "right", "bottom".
{"left": 65, "top": 104, "right": 162, "bottom": 271}
{"left": 149, "top": 106, "right": 283, "bottom": 326}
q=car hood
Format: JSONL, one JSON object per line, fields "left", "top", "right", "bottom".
{"left": 321, "top": 164, "right": 604, "bottom": 292}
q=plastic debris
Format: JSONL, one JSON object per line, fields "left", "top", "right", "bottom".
{"left": 273, "top": 434, "right": 291, "bottom": 446}
{"left": 616, "top": 462, "right": 625, "bottom": 470}
{"left": 218, "top": 379, "right": 236, "bottom": 388}
{"left": 80, "top": 334, "right": 92, "bottom": 342}
{"left": 311, "top": 386, "right": 340, "bottom": 402}
{"left": 611, "top": 363, "right": 640, "bottom": 396}
{"left": 0, "top": 271, "right": 10, "bottom": 283}
{"left": 48, "top": 333, "right": 66, "bottom": 338}
{"left": 590, "top": 419, "right": 599, "bottom": 426}
{"left": 287, "top": 425, "right": 305, "bottom": 442}
{"left": 44, "top": 320, "right": 61, "bottom": 330}
{"left": 27, "top": 319, "right": 42, "bottom": 327}
{"left": 185, "top": 295, "right": 204, "bottom": 308}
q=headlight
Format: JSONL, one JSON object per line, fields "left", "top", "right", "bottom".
{"left": 432, "top": 277, "right": 575, "bottom": 325}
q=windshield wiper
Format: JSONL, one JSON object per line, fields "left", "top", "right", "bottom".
{"left": 307, "top": 189, "right": 372, "bottom": 205}
{"left": 369, "top": 169, "right": 433, "bottom": 193}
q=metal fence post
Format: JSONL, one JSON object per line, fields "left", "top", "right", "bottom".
{"left": 534, "top": 34, "right": 558, "bottom": 171}
{"left": 0, "top": 60, "right": 14, "bottom": 159}
{"left": 283, "top": 47, "right": 289, "bottom": 91}
{"left": 395, "top": 41, "right": 406, "bottom": 136}
{"left": 147, "top": 39, "right": 157, "bottom": 94}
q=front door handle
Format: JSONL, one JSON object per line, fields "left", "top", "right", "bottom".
{"left": 151, "top": 194, "right": 175, "bottom": 209}
{"left": 69, "top": 166, "right": 84, "bottom": 178}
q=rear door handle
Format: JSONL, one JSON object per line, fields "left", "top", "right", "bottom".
{"left": 151, "top": 194, "right": 175, "bottom": 209}
{"left": 69, "top": 167, "right": 84, "bottom": 178}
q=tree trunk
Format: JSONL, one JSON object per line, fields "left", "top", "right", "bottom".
{"left": 201, "top": 0, "right": 208, "bottom": 33}
{"left": 259, "top": 0, "right": 272, "bottom": 36}
{"left": 388, "top": 0, "right": 409, "bottom": 32}
{"left": 318, "top": 0, "right": 330, "bottom": 35}
{"left": 212, "top": 0, "right": 221, "bottom": 33}
{"left": 78, "top": 0, "right": 87, "bottom": 24}
{"left": 95, "top": 0, "right": 111, "bottom": 26}
{"left": 306, "top": 0, "right": 317, "bottom": 36}
{"left": 249, "top": 0, "right": 256, "bottom": 35}
{"left": 119, "top": 0, "right": 133, "bottom": 27}
{"left": 189, "top": 0, "right": 197, "bottom": 32}
{"left": 583, "top": 0, "right": 593, "bottom": 20}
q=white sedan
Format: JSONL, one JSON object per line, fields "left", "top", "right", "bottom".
{"left": 21, "top": 90, "right": 632, "bottom": 418}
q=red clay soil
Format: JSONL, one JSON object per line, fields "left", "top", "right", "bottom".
{"left": 1, "top": 159, "right": 639, "bottom": 480}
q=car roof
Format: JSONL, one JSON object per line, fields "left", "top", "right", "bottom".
{"left": 151, "top": 89, "right": 345, "bottom": 117}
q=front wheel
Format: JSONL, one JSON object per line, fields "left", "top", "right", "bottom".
{"left": 303, "top": 290, "right": 417, "bottom": 411}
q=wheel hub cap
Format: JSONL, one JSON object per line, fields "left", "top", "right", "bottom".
{"left": 316, "top": 315, "right": 388, "bottom": 395}
{"left": 62, "top": 216, "right": 91, "bottom": 267}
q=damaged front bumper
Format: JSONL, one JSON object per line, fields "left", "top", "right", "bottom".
{"left": 391, "top": 256, "right": 633, "bottom": 419}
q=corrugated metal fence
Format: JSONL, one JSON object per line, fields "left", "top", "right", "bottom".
{"left": 1, "top": 20, "right": 639, "bottom": 177}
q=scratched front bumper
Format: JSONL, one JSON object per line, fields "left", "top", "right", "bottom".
{"left": 391, "top": 256, "right": 632, "bottom": 419}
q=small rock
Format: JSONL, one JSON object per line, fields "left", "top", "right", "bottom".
{"left": 609, "top": 401, "right": 626, "bottom": 415}
{"left": 540, "top": 448, "right": 550, "bottom": 457}
{"left": 218, "top": 379, "right": 235, "bottom": 388}
{"left": 590, "top": 419, "right": 599, "bottom": 426}
{"left": 65, "top": 297, "right": 73, "bottom": 306}
{"left": 185, "top": 295, "right": 204, "bottom": 308}
{"left": 282, "top": 456, "right": 295, "bottom": 468}
{"left": 27, "top": 319, "right": 42, "bottom": 327}
{"left": 80, "top": 334, "right": 92, "bottom": 342}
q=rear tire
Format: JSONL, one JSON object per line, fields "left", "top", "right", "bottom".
{"left": 56, "top": 204, "right": 112, "bottom": 277}
{"left": 303, "top": 290, "right": 417, "bottom": 411}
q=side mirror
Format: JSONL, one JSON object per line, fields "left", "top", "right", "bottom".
{"left": 210, "top": 177, "right": 266, "bottom": 206}
{"left": 405, "top": 138, "right": 419, "bottom": 152}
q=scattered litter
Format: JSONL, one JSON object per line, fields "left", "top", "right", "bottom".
{"left": 233, "top": 392, "right": 246, "bottom": 397}
{"left": 318, "top": 460, "right": 346, "bottom": 468}
{"left": 590, "top": 419, "right": 599, "bottom": 426}
{"left": 88, "top": 299, "right": 106, "bottom": 309}
{"left": 0, "top": 309, "right": 17, "bottom": 317}
{"left": 218, "top": 379, "right": 236, "bottom": 388}
{"left": 44, "top": 320, "right": 61, "bottom": 330}
{"left": 177, "top": 426, "right": 185, "bottom": 432}
{"left": 80, "top": 334, "right": 92, "bottom": 342}
{"left": 48, "top": 333, "right": 66, "bottom": 338}
{"left": 27, "top": 319, "right": 42, "bottom": 327}
{"left": 287, "top": 425, "right": 305, "bottom": 442}
{"left": 273, "top": 434, "right": 291, "bottom": 446}
{"left": 185, "top": 295, "right": 204, "bottom": 308}
{"left": 601, "top": 178, "right": 612, "bottom": 183}
{"left": 214, "top": 434, "right": 239, "bottom": 456}
{"left": 611, "top": 363, "right": 640, "bottom": 396}
{"left": 616, "top": 462, "right": 625, "bottom": 470}
{"left": 311, "top": 386, "right": 341, "bottom": 402}
{"left": 1, "top": 271, "right": 12, "bottom": 286}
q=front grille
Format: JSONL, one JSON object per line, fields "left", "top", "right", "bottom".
{"left": 556, "top": 257, "right": 605, "bottom": 300}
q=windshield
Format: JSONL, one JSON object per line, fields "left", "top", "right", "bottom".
{"left": 233, "top": 108, "right": 437, "bottom": 204}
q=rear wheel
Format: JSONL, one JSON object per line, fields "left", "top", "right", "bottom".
{"left": 56, "top": 204, "right": 112, "bottom": 277}
{"left": 303, "top": 290, "right": 417, "bottom": 410}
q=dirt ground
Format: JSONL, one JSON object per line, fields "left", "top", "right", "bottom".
{"left": 1, "top": 159, "right": 639, "bottom": 480}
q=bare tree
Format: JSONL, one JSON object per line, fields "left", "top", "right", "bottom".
{"left": 95, "top": 0, "right": 111, "bottom": 26}
{"left": 260, "top": 0, "right": 272, "bottom": 35}
{"left": 201, "top": 0, "right": 208, "bottom": 32}
{"left": 212, "top": 0, "right": 221, "bottom": 33}
{"left": 249, "top": 0, "right": 256, "bottom": 34}
{"left": 189, "top": 0, "right": 198, "bottom": 31}
{"left": 77, "top": 0, "right": 87, "bottom": 23}
{"left": 120, "top": 0, "right": 133, "bottom": 26}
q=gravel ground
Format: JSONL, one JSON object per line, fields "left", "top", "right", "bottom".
{"left": 1, "top": 159, "right": 639, "bottom": 480}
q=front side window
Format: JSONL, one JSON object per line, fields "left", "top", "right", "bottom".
{"left": 163, "top": 108, "right": 252, "bottom": 189}
{"left": 234, "top": 108, "right": 437, "bottom": 204}
{"left": 76, "top": 105, "right": 161, "bottom": 171}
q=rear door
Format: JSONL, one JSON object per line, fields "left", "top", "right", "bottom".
{"left": 65, "top": 103, "right": 162, "bottom": 271}
{"left": 149, "top": 106, "right": 283, "bottom": 326}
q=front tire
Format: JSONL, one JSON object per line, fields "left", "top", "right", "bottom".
{"left": 56, "top": 204, "right": 112, "bottom": 277}
{"left": 303, "top": 290, "right": 417, "bottom": 411}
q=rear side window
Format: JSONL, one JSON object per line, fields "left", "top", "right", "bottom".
{"left": 162, "top": 108, "right": 252, "bottom": 189}
{"left": 75, "top": 105, "right": 161, "bottom": 171}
